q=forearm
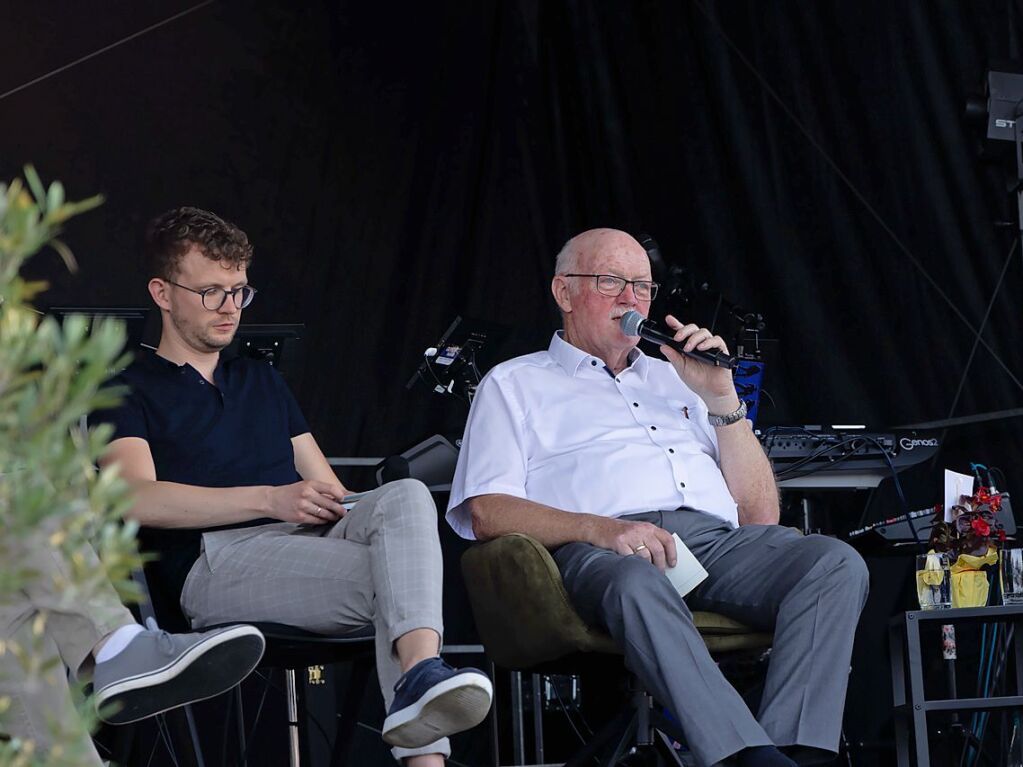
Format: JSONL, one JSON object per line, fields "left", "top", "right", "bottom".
{"left": 124, "top": 479, "right": 273, "bottom": 529}
{"left": 711, "top": 403, "right": 779, "bottom": 525}
{"left": 291, "top": 432, "right": 350, "bottom": 491}
{"left": 298, "top": 458, "right": 347, "bottom": 489}
{"left": 468, "top": 493, "right": 610, "bottom": 548}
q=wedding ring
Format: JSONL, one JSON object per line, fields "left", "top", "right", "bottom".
{"left": 315, "top": 506, "right": 322, "bottom": 515}
{"left": 634, "top": 544, "right": 648, "bottom": 553}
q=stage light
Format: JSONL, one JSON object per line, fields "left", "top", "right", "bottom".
{"left": 965, "top": 62, "right": 1023, "bottom": 142}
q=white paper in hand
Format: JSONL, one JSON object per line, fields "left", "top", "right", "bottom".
{"left": 340, "top": 491, "right": 369, "bottom": 509}
{"left": 663, "top": 532, "right": 708, "bottom": 598}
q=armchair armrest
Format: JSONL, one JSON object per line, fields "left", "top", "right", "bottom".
{"left": 460, "top": 534, "right": 619, "bottom": 669}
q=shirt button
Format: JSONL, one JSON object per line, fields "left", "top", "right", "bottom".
{"left": 668, "top": 448, "right": 675, "bottom": 454}
{"left": 680, "top": 481, "right": 686, "bottom": 488}
{"left": 590, "top": 360, "right": 598, "bottom": 366}
{"left": 616, "top": 378, "right": 620, "bottom": 383}
{"left": 650, "top": 425, "right": 657, "bottom": 431}
{"left": 633, "top": 402, "right": 639, "bottom": 408}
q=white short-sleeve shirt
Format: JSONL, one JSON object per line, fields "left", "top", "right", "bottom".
{"left": 446, "top": 332, "right": 739, "bottom": 539}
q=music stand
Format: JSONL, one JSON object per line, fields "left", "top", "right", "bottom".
{"left": 224, "top": 323, "right": 305, "bottom": 380}
{"left": 48, "top": 306, "right": 157, "bottom": 363}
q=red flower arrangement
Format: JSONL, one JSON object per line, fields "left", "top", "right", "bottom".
{"left": 928, "top": 485, "right": 1005, "bottom": 557}
{"left": 925, "top": 485, "right": 1005, "bottom": 607}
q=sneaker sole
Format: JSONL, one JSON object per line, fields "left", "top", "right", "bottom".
{"left": 95, "top": 626, "right": 265, "bottom": 725}
{"left": 382, "top": 672, "right": 493, "bottom": 748}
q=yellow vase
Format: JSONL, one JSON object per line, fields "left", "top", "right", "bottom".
{"left": 950, "top": 547, "right": 998, "bottom": 608}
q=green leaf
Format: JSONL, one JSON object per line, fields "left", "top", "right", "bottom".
{"left": 51, "top": 194, "right": 104, "bottom": 223}
{"left": 49, "top": 238, "right": 78, "bottom": 273}
{"left": 22, "top": 165, "right": 46, "bottom": 206}
{"left": 46, "top": 180, "right": 64, "bottom": 212}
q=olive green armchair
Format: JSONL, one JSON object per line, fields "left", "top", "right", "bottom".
{"left": 461, "top": 533, "right": 772, "bottom": 766}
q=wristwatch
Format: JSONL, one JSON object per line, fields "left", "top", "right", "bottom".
{"left": 707, "top": 399, "right": 747, "bottom": 427}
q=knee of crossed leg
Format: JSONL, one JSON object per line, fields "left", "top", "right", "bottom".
{"left": 375, "top": 477, "right": 437, "bottom": 520}
{"left": 800, "top": 535, "right": 870, "bottom": 602}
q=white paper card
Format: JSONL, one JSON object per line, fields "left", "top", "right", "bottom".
{"left": 664, "top": 533, "right": 709, "bottom": 598}
{"left": 339, "top": 492, "right": 370, "bottom": 509}
{"left": 944, "top": 469, "right": 975, "bottom": 522}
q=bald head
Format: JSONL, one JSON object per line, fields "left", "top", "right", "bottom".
{"left": 554, "top": 228, "right": 647, "bottom": 277}
{"left": 551, "top": 227, "right": 653, "bottom": 366}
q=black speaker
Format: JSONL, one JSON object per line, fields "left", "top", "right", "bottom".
{"left": 376, "top": 434, "right": 459, "bottom": 491}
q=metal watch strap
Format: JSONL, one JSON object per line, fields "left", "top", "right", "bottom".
{"left": 707, "top": 399, "right": 747, "bottom": 427}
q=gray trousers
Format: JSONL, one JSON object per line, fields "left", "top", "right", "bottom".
{"left": 180, "top": 478, "right": 447, "bottom": 761}
{"left": 553, "top": 509, "right": 870, "bottom": 767}
{"left": 0, "top": 533, "right": 136, "bottom": 766}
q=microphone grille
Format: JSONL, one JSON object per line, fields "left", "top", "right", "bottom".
{"left": 620, "top": 310, "right": 644, "bottom": 337}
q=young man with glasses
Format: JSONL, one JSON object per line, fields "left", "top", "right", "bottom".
{"left": 446, "top": 228, "right": 868, "bottom": 767}
{"left": 96, "top": 207, "right": 491, "bottom": 766}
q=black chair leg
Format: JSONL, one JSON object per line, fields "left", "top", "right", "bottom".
{"left": 182, "top": 705, "right": 206, "bottom": 767}
{"left": 234, "top": 685, "right": 247, "bottom": 767}
{"left": 158, "top": 707, "right": 202, "bottom": 767}
{"left": 650, "top": 709, "right": 686, "bottom": 748}
{"left": 565, "top": 706, "right": 636, "bottom": 767}
{"left": 489, "top": 661, "right": 500, "bottom": 767}
{"left": 286, "top": 668, "right": 302, "bottom": 767}
{"left": 604, "top": 712, "right": 639, "bottom": 766}
{"left": 563, "top": 694, "right": 694, "bottom": 767}
{"left": 108, "top": 722, "right": 136, "bottom": 766}
{"left": 653, "top": 730, "right": 689, "bottom": 767}
{"left": 330, "top": 661, "right": 373, "bottom": 767}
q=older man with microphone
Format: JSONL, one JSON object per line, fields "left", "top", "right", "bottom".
{"left": 446, "top": 228, "right": 868, "bottom": 767}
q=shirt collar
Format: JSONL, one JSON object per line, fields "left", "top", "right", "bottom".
{"left": 548, "top": 331, "right": 649, "bottom": 382}
{"left": 141, "top": 348, "right": 229, "bottom": 385}
{"left": 139, "top": 348, "right": 181, "bottom": 372}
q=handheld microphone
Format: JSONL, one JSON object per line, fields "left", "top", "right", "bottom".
{"left": 620, "top": 310, "right": 737, "bottom": 370}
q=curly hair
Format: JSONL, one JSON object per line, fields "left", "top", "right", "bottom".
{"left": 144, "top": 207, "right": 253, "bottom": 279}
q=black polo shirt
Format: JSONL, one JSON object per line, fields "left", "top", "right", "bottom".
{"left": 96, "top": 350, "right": 310, "bottom": 601}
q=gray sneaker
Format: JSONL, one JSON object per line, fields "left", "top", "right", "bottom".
{"left": 94, "top": 624, "right": 265, "bottom": 724}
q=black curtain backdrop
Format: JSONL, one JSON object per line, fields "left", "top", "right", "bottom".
{"left": 6, "top": 1, "right": 1023, "bottom": 464}
{"left": 7, "top": 1, "right": 1023, "bottom": 757}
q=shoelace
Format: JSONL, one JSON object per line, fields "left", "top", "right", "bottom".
{"left": 143, "top": 617, "right": 176, "bottom": 655}
{"left": 155, "top": 630, "right": 175, "bottom": 654}
{"left": 393, "top": 658, "right": 453, "bottom": 693}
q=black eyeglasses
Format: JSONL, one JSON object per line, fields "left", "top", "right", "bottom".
{"left": 165, "top": 280, "right": 257, "bottom": 311}
{"left": 562, "top": 273, "right": 659, "bottom": 301}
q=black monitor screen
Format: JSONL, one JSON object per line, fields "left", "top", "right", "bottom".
{"left": 48, "top": 306, "right": 158, "bottom": 361}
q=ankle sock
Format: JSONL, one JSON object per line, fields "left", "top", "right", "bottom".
{"left": 94, "top": 624, "right": 145, "bottom": 663}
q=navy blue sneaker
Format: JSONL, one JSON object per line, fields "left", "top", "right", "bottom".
{"left": 382, "top": 657, "right": 493, "bottom": 748}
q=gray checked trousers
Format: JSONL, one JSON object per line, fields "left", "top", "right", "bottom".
{"left": 180, "top": 478, "right": 447, "bottom": 762}
{"left": 553, "top": 509, "right": 870, "bottom": 767}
